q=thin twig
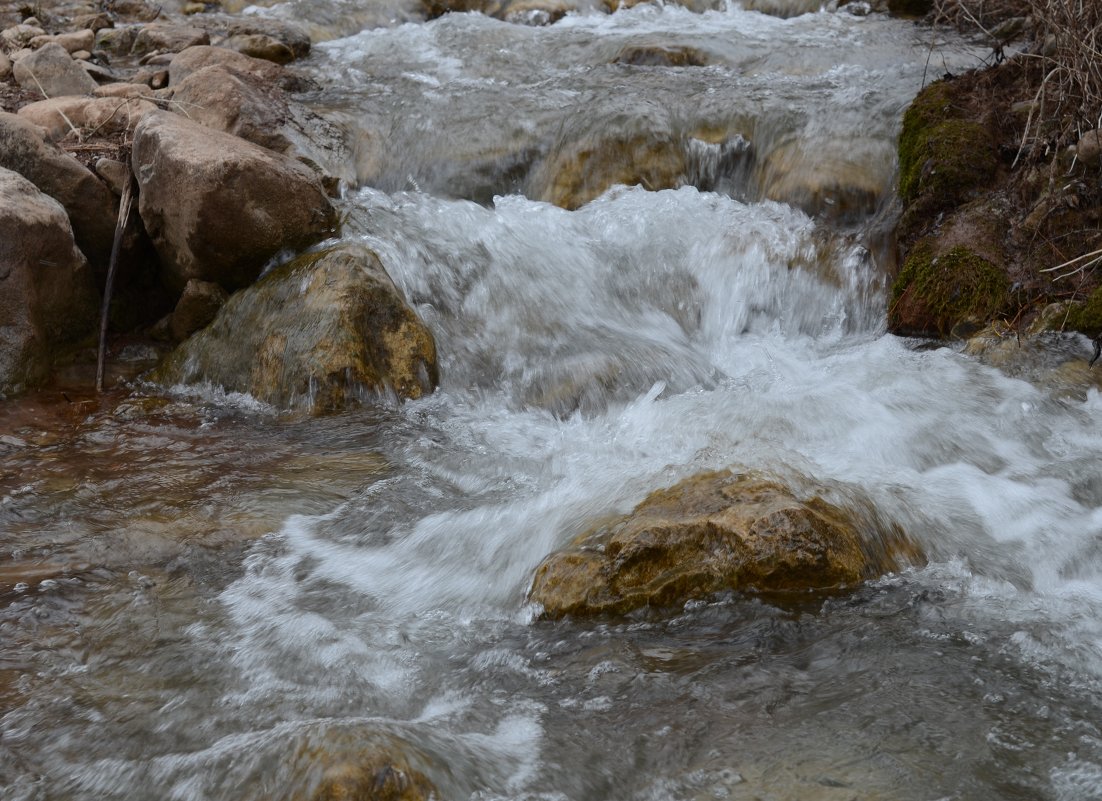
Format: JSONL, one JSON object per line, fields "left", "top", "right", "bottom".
{"left": 96, "top": 161, "right": 135, "bottom": 393}
{"left": 1039, "top": 246, "right": 1102, "bottom": 272}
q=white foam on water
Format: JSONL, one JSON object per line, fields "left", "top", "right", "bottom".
{"left": 210, "top": 186, "right": 1102, "bottom": 720}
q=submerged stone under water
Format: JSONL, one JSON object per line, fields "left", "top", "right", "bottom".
{"left": 3, "top": 3, "right": 1102, "bottom": 801}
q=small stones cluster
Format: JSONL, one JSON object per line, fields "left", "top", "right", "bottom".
{"left": 0, "top": 0, "right": 436, "bottom": 407}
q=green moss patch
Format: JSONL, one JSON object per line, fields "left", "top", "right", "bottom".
{"left": 890, "top": 244, "right": 1010, "bottom": 336}
{"left": 1065, "top": 287, "right": 1102, "bottom": 335}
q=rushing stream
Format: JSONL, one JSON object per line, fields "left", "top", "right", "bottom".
{"left": 5, "top": 2, "right": 1102, "bottom": 800}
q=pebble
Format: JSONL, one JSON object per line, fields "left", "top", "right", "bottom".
{"left": 1076, "top": 129, "right": 1101, "bottom": 167}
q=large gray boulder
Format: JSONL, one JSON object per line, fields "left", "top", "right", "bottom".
{"left": 13, "top": 42, "right": 98, "bottom": 98}
{"left": 0, "top": 111, "right": 117, "bottom": 267}
{"left": 0, "top": 168, "right": 99, "bottom": 396}
{"left": 150, "top": 244, "right": 438, "bottom": 412}
{"left": 131, "top": 110, "right": 337, "bottom": 292}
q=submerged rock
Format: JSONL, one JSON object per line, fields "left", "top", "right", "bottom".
{"left": 189, "top": 14, "right": 312, "bottom": 61}
{"left": 529, "top": 470, "right": 920, "bottom": 618}
{"left": 132, "top": 110, "right": 336, "bottom": 292}
{"left": 423, "top": 0, "right": 588, "bottom": 23}
{"left": 756, "top": 138, "right": 893, "bottom": 222}
{"left": 223, "top": 33, "right": 296, "bottom": 65}
{"left": 612, "top": 43, "right": 710, "bottom": 67}
{"left": 310, "top": 756, "right": 436, "bottom": 801}
{"left": 0, "top": 168, "right": 98, "bottom": 396}
{"left": 529, "top": 131, "right": 688, "bottom": 210}
{"left": 151, "top": 244, "right": 438, "bottom": 411}
{"left": 965, "top": 319, "right": 1102, "bottom": 399}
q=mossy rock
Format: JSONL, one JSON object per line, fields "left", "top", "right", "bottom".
{"left": 528, "top": 470, "right": 921, "bottom": 619}
{"left": 897, "top": 81, "right": 997, "bottom": 232}
{"left": 1064, "top": 287, "right": 1102, "bottom": 336}
{"left": 889, "top": 243, "right": 1009, "bottom": 337}
{"left": 150, "top": 243, "right": 438, "bottom": 412}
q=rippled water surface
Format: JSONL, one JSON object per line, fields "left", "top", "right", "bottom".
{"left": 4, "top": 2, "right": 1102, "bottom": 800}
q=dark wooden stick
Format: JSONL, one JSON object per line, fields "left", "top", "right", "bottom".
{"left": 96, "top": 167, "right": 135, "bottom": 393}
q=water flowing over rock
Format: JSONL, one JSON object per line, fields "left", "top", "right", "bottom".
{"left": 528, "top": 131, "right": 690, "bottom": 209}
{"left": 0, "top": 168, "right": 98, "bottom": 396}
{"left": 422, "top": 0, "right": 591, "bottom": 23}
{"left": 529, "top": 470, "right": 921, "bottom": 618}
{"left": 757, "top": 138, "right": 893, "bottom": 222}
{"left": 151, "top": 244, "right": 439, "bottom": 411}
{"left": 0, "top": 111, "right": 117, "bottom": 266}
{"left": 131, "top": 110, "right": 337, "bottom": 292}
{"left": 309, "top": 756, "right": 436, "bottom": 801}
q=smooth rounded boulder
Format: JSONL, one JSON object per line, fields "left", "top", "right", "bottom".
{"left": 529, "top": 470, "right": 922, "bottom": 618}
{"left": 0, "top": 111, "right": 117, "bottom": 267}
{"left": 167, "top": 65, "right": 293, "bottom": 153}
{"left": 131, "top": 110, "right": 337, "bottom": 292}
{"left": 150, "top": 243, "right": 439, "bottom": 411}
{"left": 0, "top": 168, "right": 98, "bottom": 396}
{"left": 17, "top": 96, "right": 156, "bottom": 142}
{"left": 13, "top": 42, "right": 98, "bottom": 98}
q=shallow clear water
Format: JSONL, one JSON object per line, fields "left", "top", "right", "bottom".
{"left": 4, "top": 3, "right": 1102, "bottom": 801}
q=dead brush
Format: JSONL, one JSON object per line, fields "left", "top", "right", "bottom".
{"left": 934, "top": 0, "right": 1102, "bottom": 162}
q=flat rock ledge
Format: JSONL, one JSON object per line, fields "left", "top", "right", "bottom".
{"left": 529, "top": 470, "right": 922, "bottom": 619}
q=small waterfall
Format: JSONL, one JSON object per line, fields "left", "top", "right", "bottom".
{"left": 4, "top": 3, "right": 1102, "bottom": 800}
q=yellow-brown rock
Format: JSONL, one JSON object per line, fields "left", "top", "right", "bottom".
{"left": 612, "top": 44, "right": 710, "bottom": 67}
{"left": 150, "top": 243, "right": 438, "bottom": 412}
{"left": 529, "top": 132, "right": 688, "bottom": 210}
{"left": 529, "top": 470, "right": 920, "bottom": 618}
{"left": 310, "top": 756, "right": 436, "bottom": 801}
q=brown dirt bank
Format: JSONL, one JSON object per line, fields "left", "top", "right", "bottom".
{"left": 889, "top": 3, "right": 1102, "bottom": 341}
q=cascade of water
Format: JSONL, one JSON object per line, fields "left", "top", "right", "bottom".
{"left": 3, "top": 3, "right": 1102, "bottom": 800}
